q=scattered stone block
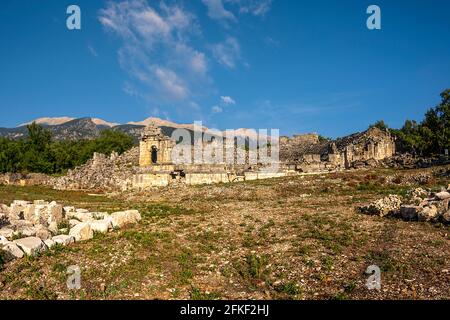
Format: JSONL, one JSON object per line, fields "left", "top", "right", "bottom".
{"left": 69, "top": 219, "right": 81, "bottom": 228}
{"left": 435, "top": 191, "right": 450, "bottom": 201}
{"left": 44, "top": 239, "right": 55, "bottom": 249}
{"left": 0, "top": 228, "right": 14, "bottom": 239}
{"left": 359, "top": 195, "right": 402, "bottom": 217}
{"left": 0, "top": 235, "right": 9, "bottom": 245}
{"left": 69, "top": 223, "right": 93, "bottom": 241}
{"left": 23, "top": 204, "right": 38, "bottom": 224}
{"left": 15, "top": 226, "right": 37, "bottom": 237}
{"left": 52, "top": 235, "right": 75, "bottom": 246}
{"left": 89, "top": 219, "right": 112, "bottom": 234}
{"left": 14, "top": 237, "right": 47, "bottom": 256}
{"left": 35, "top": 227, "right": 52, "bottom": 240}
{"left": 1, "top": 242, "right": 24, "bottom": 261}
{"left": 110, "top": 210, "right": 142, "bottom": 228}
{"left": 47, "top": 202, "right": 63, "bottom": 225}
{"left": 48, "top": 221, "right": 58, "bottom": 234}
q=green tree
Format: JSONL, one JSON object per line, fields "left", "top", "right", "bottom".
{"left": 370, "top": 120, "right": 388, "bottom": 131}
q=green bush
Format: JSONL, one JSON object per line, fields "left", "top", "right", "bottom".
{"left": 393, "top": 89, "right": 449, "bottom": 156}
{"left": 0, "top": 123, "right": 134, "bottom": 174}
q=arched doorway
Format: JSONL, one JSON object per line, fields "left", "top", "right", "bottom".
{"left": 151, "top": 146, "right": 158, "bottom": 164}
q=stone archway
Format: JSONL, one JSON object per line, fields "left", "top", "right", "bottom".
{"left": 151, "top": 146, "right": 158, "bottom": 164}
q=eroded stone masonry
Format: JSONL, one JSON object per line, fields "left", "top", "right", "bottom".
{"left": 48, "top": 123, "right": 396, "bottom": 191}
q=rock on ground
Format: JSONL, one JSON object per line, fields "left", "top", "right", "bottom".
{"left": 418, "top": 205, "right": 439, "bottom": 222}
{"left": 1, "top": 242, "right": 24, "bottom": 261}
{"left": 110, "top": 210, "right": 142, "bottom": 228}
{"left": 69, "top": 223, "right": 93, "bottom": 241}
{"left": 359, "top": 195, "right": 402, "bottom": 217}
{"left": 13, "top": 237, "right": 47, "bottom": 256}
{"left": 88, "top": 219, "right": 112, "bottom": 234}
{"left": 52, "top": 235, "right": 75, "bottom": 246}
{"left": 400, "top": 205, "right": 420, "bottom": 220}
{"left": 0, "top": 228, "right": 14, "bottom": 239}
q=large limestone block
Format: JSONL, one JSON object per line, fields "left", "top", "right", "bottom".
{"left": 34, "top": 205, "right": 49, "bottom": 224}
{"left": 10, "top": 219, "right": 34, "bottom": 228}
{"left": 69, "top": 223, "right": 93, "bottom": 241}
{"left": 1, "top": 242, "right": 24, "bottom": 261}
{"left": 44, "top": 239, "right": 55, "bottom": 249}
{"left": 52, "top": 235, "right": 75, "bottom": 246}
{"left": 23, "top": 204, "right": 39, "bottom": 224}
{"left": 0, "top": 235, "right": 9, "bottom": 245}
{"left": 35, "top": 226, "right": 52, "bottom": 240}
{"left": 15, "top": 225, "right": 37, "bottom": 237}
{"left": 9, "top": 203, "right": 26, "bottom": 219}
{"left": 88, "top": 219, "right": 112, "bottom": 234}
{"left": 0, "top": 227, "right": 14, "bottom": 239}
{"left": 110, "top": 210, "right": 142, "bottom": 228}
{"left": 47, "top": 202, "right": 63, "bottom": 225}
{"left": 48, "top": 221, "right": 58, "bottom": 234}
{"left": 435, "top": 191, "right": 450, "bottom": 201}
{"left": 14, "top": 237, "right": 47, "bottom": 256}
{"left": 69, "top": 211, "right": 93, "bottom": 222}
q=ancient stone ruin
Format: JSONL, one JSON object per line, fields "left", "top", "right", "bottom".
{"left": 0, "top": 200, "right": 141, "bottom": 263}
{"left": 48, "top": 124, "right": 397, "bottom": 191}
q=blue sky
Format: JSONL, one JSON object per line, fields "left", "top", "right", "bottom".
{"left": 0, "top": 0, "right": 449, "bottom": 138}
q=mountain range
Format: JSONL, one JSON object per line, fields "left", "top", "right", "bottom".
{"left": 0, "top": 117, "right": 264, "bottom": 142}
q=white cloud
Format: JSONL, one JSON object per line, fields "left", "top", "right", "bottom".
{"left": 211, "top": 105, "right": 223, "bottom": 113}
{"left": 154, "top": 67, "right": 189, "bottom": 100}
{"left": 202, "top": 0, "right": 236, "bottom": 23}
{"left": 99, "top": 0, "right": 209, "bottom": 103}
{"left": 87, "top": 45, "right": 99, "bottom": 57}
{"left": 212, "top": 37, "right": 240, "bottom": 68}
{"left": 221, "top": 96, "right": 236, "bottom": 105}
{"left": 226, "top": 0, "right": 273, "bottom": 17}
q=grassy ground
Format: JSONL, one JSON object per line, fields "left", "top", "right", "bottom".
{"left": 0, "top": 165, "right": 449, "bottom": 300}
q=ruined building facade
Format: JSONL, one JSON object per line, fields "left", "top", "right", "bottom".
{"left": 48, "top": 124, "right": 397, "bottom": 191}
{"left": 132, "top": 124, "right": 396, "bottom": 188}
{"left": 139, "top": 125, "right": 175, "bottom": 166}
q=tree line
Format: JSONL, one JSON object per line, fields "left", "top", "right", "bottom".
{"left": 371, "top": 89, "right": 449, "bottom": 156}
{"left": 0, "top": 123, "right": 134, "bottom": 174}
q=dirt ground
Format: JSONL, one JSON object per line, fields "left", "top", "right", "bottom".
{"left": 0, "top": 165, "right": 449, "bottom": 300}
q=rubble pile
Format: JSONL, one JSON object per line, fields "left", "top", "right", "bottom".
{"left": 0, "top": 200, "right": 141, "bottom": 264}
{"left": 359, "top": 185, "right": 450, "bottom": 224}
{"left": 382, "top": 154, "right": 450, "bottom": 169}
{"left": 52, "top": 147, "right": 140, "bottom": 191}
